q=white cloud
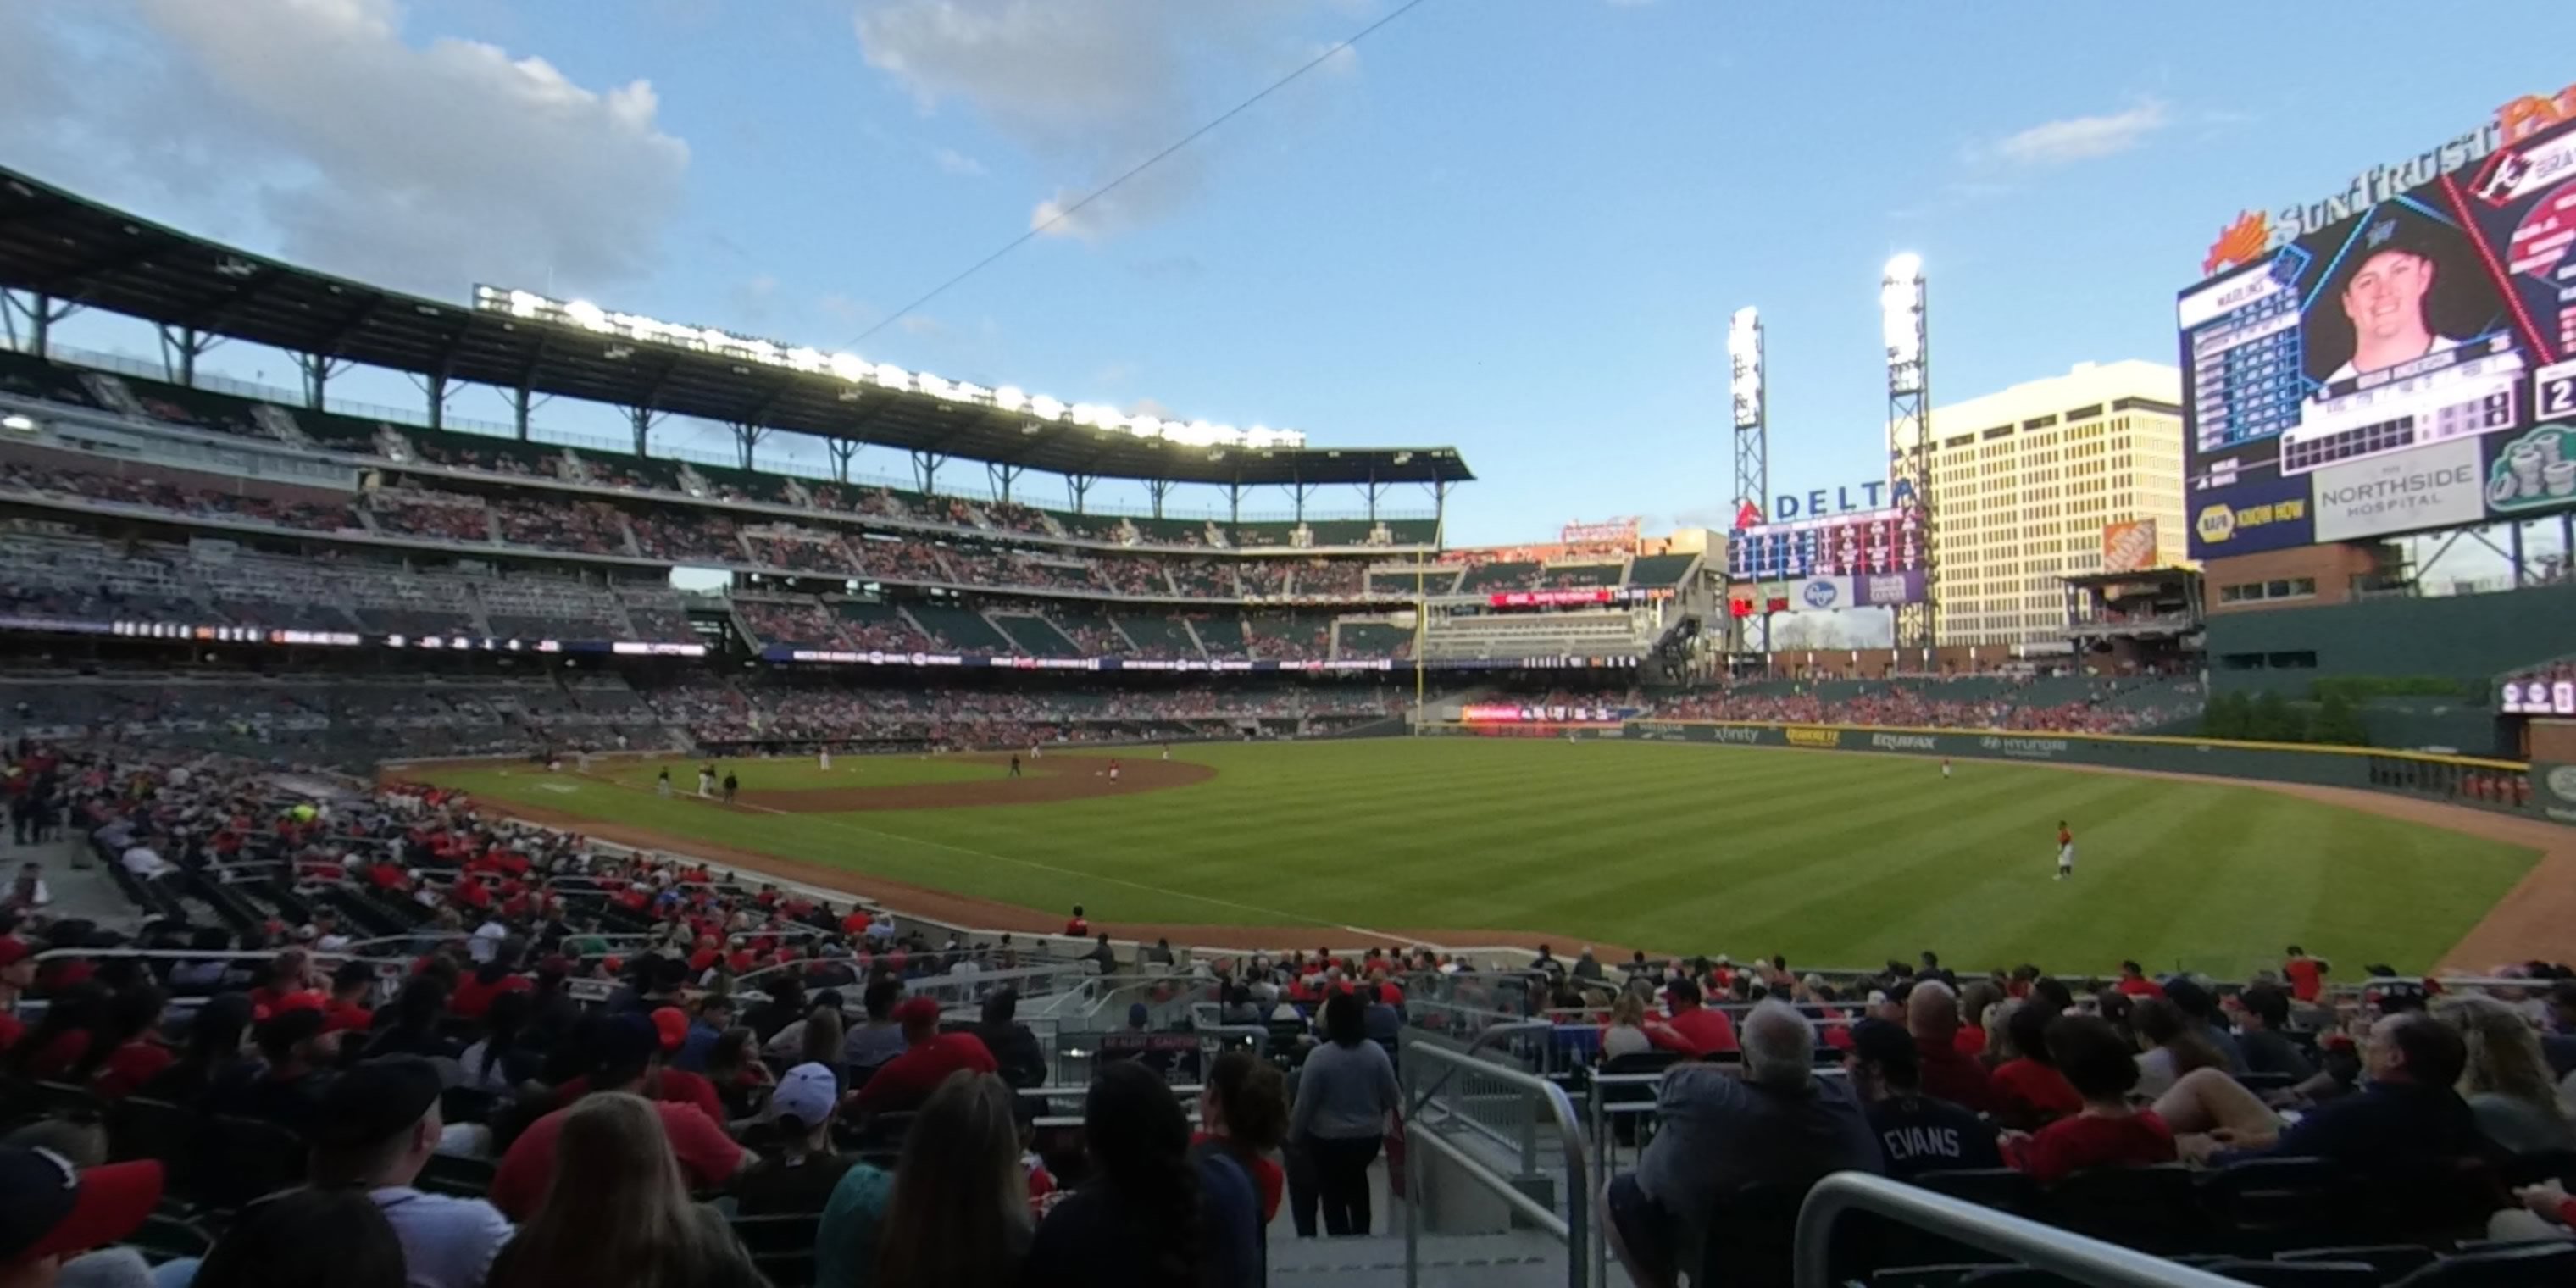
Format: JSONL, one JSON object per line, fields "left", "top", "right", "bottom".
{"left": 930, "top": 145, "right": 987, "bottom": 177}
{"left": 0, "top": 0, "right": 690, "bottom": 297}
{"left": 1988, "top": 99, "right": 2168, "bottom": 167}
{"left": 853, "top": 0, "right": 1357, "bottom": 239}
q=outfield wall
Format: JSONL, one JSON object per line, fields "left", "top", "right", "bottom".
{"left": 1428, "top": 718, "right": 2557, "bottom": 824}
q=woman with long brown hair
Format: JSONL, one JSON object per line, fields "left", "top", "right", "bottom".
{"left": 2129, "top": 997, "right": 2226, "bottom": 1098}
{"left": 817, "top": 1069, "right": 1029, "bottom": 1288}
{"left": 486, "top": 1092, "right": 768, "bottom": 1288}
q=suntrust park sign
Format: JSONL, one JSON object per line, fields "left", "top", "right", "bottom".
{"left": 2201, "top": 81, "right": 2576, "bottom": 274}
{"left": 2312, "top": 440, "right": 2485, "bottom": 541}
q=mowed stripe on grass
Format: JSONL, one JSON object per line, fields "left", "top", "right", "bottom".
{"left": 428, "top": 739, "right": 2537, "bottom": 976}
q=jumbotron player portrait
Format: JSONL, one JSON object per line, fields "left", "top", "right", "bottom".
{"left": 2307, "top": 212, "right": 2495, "bottom": 386}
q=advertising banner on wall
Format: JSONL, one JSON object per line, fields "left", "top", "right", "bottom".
{"left": 2101, "top": 519, "right": 2160, "bottom": 573}
{"left": 2190, "top": 468, "right": 2315, "bottom": 555}
{"left": 2484, "top": 420, "right": 2576, "bottom": 518}
{"left": 2312, "top": 438, "right": 2488, "bottom": 540}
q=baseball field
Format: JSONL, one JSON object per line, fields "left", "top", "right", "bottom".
{"left": 414, "top": 737, "right": 2557, "bottom": 978}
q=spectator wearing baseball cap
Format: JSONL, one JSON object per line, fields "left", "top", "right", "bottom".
{"left": 852, "top": 997, "right": 996, "bottom": 1115}
{"left": 1642, "top": 977, "right": 1739, "bottom": 1058}
{"left": 0, "top": 1146, "right": 163, "bottom": 1285}
{"left": 545, "top": 1006, "right": 725, "bottom": 1124}
{"left": 206, "top": 1002, "right": 340, "bottom": 1136}
{"left": 309, "top": 1057, "right": 513, "bottom": 1288}
{"left": 736, "top": 1062, "right": 852, "bottom": 1216}
{"left": 1843, "top": 1018, "right": 2001, "bottom": 1180}
{"left": 491, "top": 1013, "right": 747, "bottom": 1220}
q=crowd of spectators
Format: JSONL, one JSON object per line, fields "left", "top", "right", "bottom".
{"left": 630, "top": 511, "right": 747, "bottom": 565}
{"left": 1503, "top": 945, "right": 2576, "bottom": 1287}
{"left": 743, "top": 534, "right": 858, "bottom": 577}
{"left": 369, "top": 492, "right": 495, "bottom": 544}
{"left": 492, "top": 498, "right": 629, "bottom": 557}
{"left": 1, "top": 461, "right": 358, "bottom": 535}
{"left": 0, "top": 742, "right": 1302, "bottom": 1286}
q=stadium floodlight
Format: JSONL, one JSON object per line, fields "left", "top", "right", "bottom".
{"left": 1129, "top": 416, "right": 1163, "bottom": 438}
{"left": 1, "top": 414, "right": 33, "bottom": 431}
{"left": 1727, "top": 307, "right": 1763, "bottom": 433}
{"left": 1881, "top": 253, "right": 1925, "bottom": 387}
{"left": 829, "top": 353, "right": 867, "bottom": 382}
{"left": 1030, "top": 395, "right": 1066, "bottom": 421}
{"left": 564, "top": 299, "right": 610, "bottom": 331}
{"left": 914, "top": 372, "right": 952, "bottom": 399}
{"left": 994, "top": 386, "right": 1029, "bottom": 413}
{"left": 871, "top": 362, "right": 911, "bottom": 391}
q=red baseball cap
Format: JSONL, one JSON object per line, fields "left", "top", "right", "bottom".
{"left": 649, "top": 1006, "right": 689, "bottom": 1052}
{"left": 891, "top": 997, "right": 941, "bottom": 1030}
{"left": 0, "top": 1149, "right": 163, "bottom": 1266}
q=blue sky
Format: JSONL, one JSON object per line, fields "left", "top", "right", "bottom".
{"left": 4, "top": 1, "right": 2571, "bottom": 544}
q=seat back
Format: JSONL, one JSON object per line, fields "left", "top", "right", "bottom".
{"left": 417, "top": 1152, "right": 497, "bottom": 1199}
{"left": 1699, "top": 1180, "right": 1812, "bottom": 1288}
{"left": 2199, "top": 1259, "right": 2379, "bottom": 1288}
{"left": 2040, "top": 1163, "right": 2207, "bottom": 1254}
{"left": 731, "top": 1212, "right": 821, "bottom": 1288}
{"left": 198, "top": 1115, "right": 308, "bottom": 1210}
{"left": 130, "top": 1213, "right": 214, "bottom": 1264}
{"left": 2275, "top": 1244, "right": 2439, "bottom": 1279}
{"left": 2393, "top": 1241, "right": 2576, "bottom": 1288}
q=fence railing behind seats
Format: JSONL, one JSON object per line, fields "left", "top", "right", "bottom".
{"left": 1793, "top": 1171, "right": 2246, "bottom": 1288}
{"left": 1399, "top": 1036, "right": 1589, "bottom": 1288}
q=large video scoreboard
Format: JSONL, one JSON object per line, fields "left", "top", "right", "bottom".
{"left": 2179, "top": 108, "right": 2576, "bottom": 559}
{"left": 1726, "top": 505, "right": 1926, "bottom": 580}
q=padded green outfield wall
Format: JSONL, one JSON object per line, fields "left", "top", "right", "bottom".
{"left": 2205, "top": 583, "right": 2576, "bottom": 693}
{"left": 1424, "top": 719, "right": 2554, "bottom": 823}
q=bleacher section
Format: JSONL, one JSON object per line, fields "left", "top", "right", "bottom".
{"left": 1419, "top": 608, "right": 1656, "bottom": 660}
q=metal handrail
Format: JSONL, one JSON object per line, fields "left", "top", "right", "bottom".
{"left": 1793, "top": 1172, "right": 2247, "bottom": 1288}
{"left": 1405, "top": 1019, "right": 1552, "bottom": 1118}
{"left": 1401, "top": 1038, "right": 1589, "bottom": 1288}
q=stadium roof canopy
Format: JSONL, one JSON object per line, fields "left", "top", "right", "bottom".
{"left": 0, "top": 167, "right": 1470, "bottom": 491}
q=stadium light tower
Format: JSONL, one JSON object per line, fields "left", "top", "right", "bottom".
{"left": 1728, "top": 306, "right": 1767, "bottom": 652}
{"left": 1882, "top": 253, "right": 1935, "bottom": 658}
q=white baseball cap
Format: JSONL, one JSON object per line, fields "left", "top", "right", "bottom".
{"left": 771, "top": 1063, "right": 839, "bottom": 1129}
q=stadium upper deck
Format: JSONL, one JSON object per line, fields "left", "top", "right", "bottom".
{"left": 0, "top": 164, "right": 1468, "bottom": 522}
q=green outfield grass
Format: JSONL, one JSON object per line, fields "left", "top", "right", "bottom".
{"left": 595, "top": 754, "right": 1008, "bottom": 791}
{"left": 425, "top": 739, "right": 2539, "bottom": 976}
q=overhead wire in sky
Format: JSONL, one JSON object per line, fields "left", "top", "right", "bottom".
{"left": 845, "top": 0, "right": 1439, "bottom": 347}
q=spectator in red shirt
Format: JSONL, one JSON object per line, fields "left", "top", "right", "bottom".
{"left": 0, "top": 936, "right": 34, "bottom": 1052}
{"left": 545, "top": 1007, "right": 725, "bottom": 1124}
{"left": 82, "top": 985, "right": 174, "bottom": 1100}
{"left": 853, "top": 997, "right": 997, "bottom": 1114}
{"left": 1064, "top": 905, "right": 1089, "bottom": 937}
{"left": 320, "top": 961, "right": 377, "bottom": 1035}
{"left": 2001, "top": 1014, "right": 2176, "bottom": 1182}
{"left": 1989, "top": 1001, "right": 2084, "bottom": 1130}
{"left": 6, "top": 981, "right": 103, "bottom": 1080}
{"left": 491, "top": 1016, "right": 747, "bottom": 1219}
{"left": 1644, "top": 978, "right": 1740, "bottom": 1057}
{"left": 2112, "top": 961, "right": 2165, "bottom": 1000}
{"left": 486, "top": 1092, "right": 768, "bottom": 1287}
{"left": 1907, "top": 981, "right": 1999, "bottom": 1114}
{"left": 2282, "top": 947, "right": 2329, "bottom": 1005}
